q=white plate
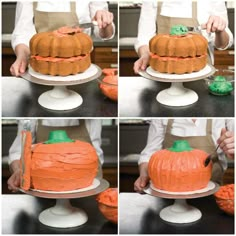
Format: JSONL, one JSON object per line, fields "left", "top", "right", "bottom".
{"left": 150, "top": 181, "right": 215, "bottom": 195}
{"left": 28, "top": 64, "right": 98, "bottom": 82}
{"left": 30, "top": 178, "right": 100, "bottom": 194}
{"left": 146, "top": 64, "right": 212, "bottom": 80}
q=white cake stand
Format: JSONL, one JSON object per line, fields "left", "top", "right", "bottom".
{"left": 144, "top": 181, "right": 219, "bottom": 224}
{"left": 19, "top": 178, "right": 109, "bottom": 228}
{"left": 21, "top": 64, "right": 102, "bottom": 111}
{"left": 139, "top": 64, "right": 215, "bottom": 106}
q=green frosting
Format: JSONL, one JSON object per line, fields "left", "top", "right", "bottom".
{"left": 170, "top": 25, "right": 188, "bottom": 35}
{"left": 168, "top": 140, "right": 193, "bottom": 152}
{"left": 44, "top": 130, "right": 74, "bottom": 144}
{"left": 208, "top": 76, "right": 233, "bottom": 95}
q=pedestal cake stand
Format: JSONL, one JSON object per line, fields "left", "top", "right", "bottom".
{"left": 139, "top": 64, "right": 215, "bottom": 106}
{"left": 144, "top": 181, "right": 219, "bottom": 224}
{"left": 20, "top": 178, "right": 109, "bottom": 228}
{"left": 21, "top": 64, "right": 102, "bottom": 111}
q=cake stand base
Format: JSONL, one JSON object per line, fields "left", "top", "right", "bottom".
{"left": 156, "top": 82, "right": 198, "bottom": 106}
{"left": 38, "top": 86, "right": 82, "bottom": 110}
{"left": 160, "top": 199, "right": 201, "bottom": 224}
{"left": 39, "top": 199, "right": 88, "bottom": 228}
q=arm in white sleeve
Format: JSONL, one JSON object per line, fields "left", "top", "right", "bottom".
{"left": 209, "top": 1, "right": 233, "bottom": 50}
{"left": 11, "top": 2, "right": 36, "bottom": 51}
{"left": 138, "top": 120, "right": 166, "bottom": 164}
{"left": 8, "top": 120, "right": 37, "bottom": 165}
{"left": 135, "top": 1, "right": 157, "bottom": 53}
{"left": 85, "top": 119, "right": 104, "bottom": 164}
{"left": 226, "top": 119, "right": 235, "bottom": 132}
{"left": 89, "top": 1, "right": 115, "bottom": 40}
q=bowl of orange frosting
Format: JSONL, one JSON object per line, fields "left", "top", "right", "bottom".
{"left": 214, "top": 184, "right": 234, "bottom": 216}
{"left": 98, "top": 68, "right": 118, "bottom": 102}
{"left": 96, "top": 188, "right": 118, "bottom": 224}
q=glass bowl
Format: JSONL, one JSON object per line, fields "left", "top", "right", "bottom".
{"left": 214, "top": 184, "right": 234, "bottom": 216}
{"left": 98, "top": 75, "right": 118, "bottom": 102}
{"left": 205, "top": 69, "right": 234, "bottom": 96}
{"left": 96, "top": 188, "right": 118, "bottom": 224}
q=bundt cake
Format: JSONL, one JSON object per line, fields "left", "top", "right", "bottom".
{"left": 20, "top": 130, "right": 98, "bottom": 192}
{"left": 30, "top": 26, "right": 93, "bottom": 76}
{"left": 148, "top": 140, "right": 212, "bottom": 192}
{"left": 149, "top": 25, "right": 208, "bottom": 74}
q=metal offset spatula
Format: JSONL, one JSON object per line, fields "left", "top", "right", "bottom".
{"left": 74, "top": 20, "right": 98, "bottom": 29}
{"left": 204, "top": 143, "right": 220, "bottom": 167}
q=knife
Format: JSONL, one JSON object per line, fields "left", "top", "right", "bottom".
{"left": 187, "top": 26, "right": 213, "bottom": 65}
{"left": 77, "top": 20, "right": 98, "bottom": 29}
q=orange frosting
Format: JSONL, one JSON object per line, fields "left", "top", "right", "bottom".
{"left": 97, "top": 188, "right": 118, "bottom": 224}
{"left": 53, "top": 26, "right": 83, "bottom": 37}
{"left": 97, "top": 188, "right": 118, "bottom": 207}
{"left": 99, "top": 68, "right": 118, "bottom": 101}
{"left": 20, "top": 131, "right": 32, "bottom": 190}
{"left": 148, "top": 149, "right": 212, "bottom": 192}
{"left": 20, "top": 136, "right": 98, "bottom": 191}
{"left": 31, "top": 54, "right": 89, "bottom": 62}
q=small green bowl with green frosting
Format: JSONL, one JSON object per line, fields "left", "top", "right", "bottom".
{"left": 206, "top": 70, "right": 234, "bottom": 96}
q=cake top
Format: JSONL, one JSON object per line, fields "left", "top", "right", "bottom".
{"left": 168, "top": 140, "right": 193, "bottom": 152}
{"left": 170, "top": 25, "right": 188, "bottom": 36}
{"left": 53, "top": 26, "right": 83, "bottom": 37}
{"left": 44, "top": 130, "right": 74, "bottom": 144}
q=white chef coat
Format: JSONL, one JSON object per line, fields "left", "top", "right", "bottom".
{"left": 139, "top": 119, "right": 234, "bottom": 170}
{"left": 8, "top": 119, "right": 104, "bottom": 165}
{"left": 135, "top": 0, "right": 234, "bottom": 52}
{"left": 11, "top": 1, "right": 115, "bottom": 50}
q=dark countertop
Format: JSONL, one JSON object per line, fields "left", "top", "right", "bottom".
{"left": 2, "top": 194, "right": 117, "bottom": 234}
{"left": 2, "top": 77, "right": 117, "bottom": 117}
{"left": 119, "top": 76, "right": 234, "bottom": 117}
{"left": 119, "top": 193, "right": 234, "bottom": 234}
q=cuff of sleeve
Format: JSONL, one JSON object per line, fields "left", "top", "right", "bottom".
{"left": 8, "top": 154, "right": 20, "bottom": 165}
{"left": 138, "top": 155, "right": 150, "bottom": 165}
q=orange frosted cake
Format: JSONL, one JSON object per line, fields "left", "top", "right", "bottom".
{"left": 148, "top": 140, "right": 212, "bottom": 192}
{"left": 20, "top": 130, "right": 98, "bottom": 192}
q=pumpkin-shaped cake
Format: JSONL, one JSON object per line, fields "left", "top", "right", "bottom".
{"left": 149, "top": 25, "right": 208, "bottom": 74}
{"left": 30, "top": 26, "right": 93, "bottom": 76}
{"left": 148, "top": 140, "right": 212, "bottom": 192}
{"left": 20, "top": 130, "right": 98, "bottom": 192}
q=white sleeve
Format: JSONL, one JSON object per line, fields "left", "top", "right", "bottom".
{"left": 208, "top": 1, "right": 234, "bottom": 50}
{"left": 85, "top": 119, "right": 104, "bottom": 164}
{"left": 8, "top": 120, "right": 37, "bottom": 165}
{"left": 138, "top": 120, "right": 165, "bottom": 164}
{"left": 89, "top": 1, "right": 115, "bottom": 40}
{"left": 134, "top": 1, "right": 157, "bottom": 53}
{"left": 226, "top": 119, "right": 235, "bottom": 132}
{"left": 11, "top": 2, "right": 36, "bottom": 51}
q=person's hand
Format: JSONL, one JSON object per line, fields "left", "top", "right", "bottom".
{"left": 217, "top": 128, "right": 234, "bottom": 159}
{"left": 7, "top": 169, "right": 21, "bottom": 192}
{"left": 10, "top": 44, "right": 30, "bottom": 77}
{"left": 10, "top": 56, "right": 28, "bottom": 77}
{"left": 133, "top": 53, "right": 150, "bottom": 74}
{"left": 134, "top": 175, "right": 150, "bottom": 193}
{"left": 93, "top": 10, "right": 113, "bottom": 29}
{"left": 134, "top": 162, "right": 150, "bottom": 193}
{"left": 202, "top": 15, "right": 227, "bottom": 34}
